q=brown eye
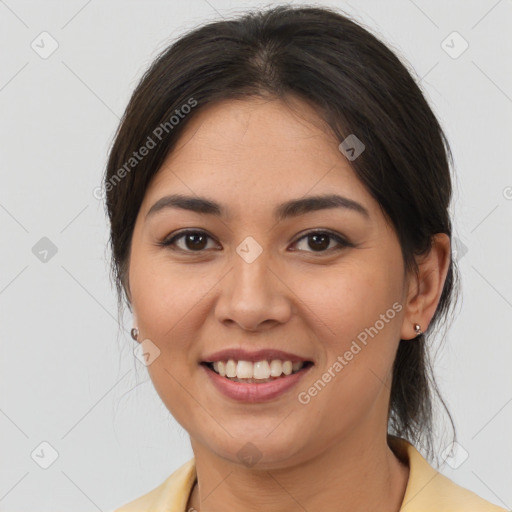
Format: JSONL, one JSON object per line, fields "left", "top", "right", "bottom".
{"left": 161, "top": 230, "right": 217, "bottom": 252}
{"left": 159, "top": 229, "right": 351, "bottom": 255}
{"left": 292, "top": 230, "right": 350, "bottom": 253}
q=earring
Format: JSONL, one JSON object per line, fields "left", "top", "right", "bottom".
{"left": 414, "top": 323, "right": 422, "bottom": 336}
{"left": 130, "top": 327, "right": 139, "bottom": 341}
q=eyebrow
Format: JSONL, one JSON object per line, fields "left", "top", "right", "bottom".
{"left": 146, "top": 193, "right": 370, "bottom": 222}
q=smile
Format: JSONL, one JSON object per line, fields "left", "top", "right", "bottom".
{"left": 204, "top": 359, "right": 313, "bottom": 382}
{"left": 199, "top": 347, "right": 315, "bottom": 401}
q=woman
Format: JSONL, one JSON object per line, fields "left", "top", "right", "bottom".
{"left": 105, "top": 5, "right": 506, "bottom": 511}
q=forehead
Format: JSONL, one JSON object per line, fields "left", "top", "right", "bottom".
{"left": 142, "top": 97, "right": 375, "bottom": 218}
{"left": 167, "top": 96, "right": 336, "bottom": 163}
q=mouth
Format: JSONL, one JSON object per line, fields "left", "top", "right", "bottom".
{"left": 199, "top": 348, "right": 315, "bottom": 402}
{"left": 200, "top": 359, "right": 315, "bottom": 384}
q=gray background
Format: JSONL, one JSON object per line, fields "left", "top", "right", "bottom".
{"left": 1, "top": 0, "right": 511, "bottom": 510}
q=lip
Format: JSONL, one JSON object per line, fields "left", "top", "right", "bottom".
{"left": 201, "top": 362, "right": 313, "bottom": 403}
{"left": 201, "top": 348, "right": 313, "bottom": 363}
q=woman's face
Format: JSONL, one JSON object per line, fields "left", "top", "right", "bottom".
{"left": 128, "top": 96, "right": 418, "bottom": 467}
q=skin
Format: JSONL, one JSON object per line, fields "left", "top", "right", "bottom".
{"left": 128, "top": 95, "right": 451, "bottom": 512}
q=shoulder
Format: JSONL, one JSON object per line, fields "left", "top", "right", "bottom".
{"left": 411, "top": 470, "right": 509, "bottom": 512}
{"left": 111, "top": 444, "right": 508, "bottom": 512}
{"left": 390, "top": 436, "right": 508, "bottom": 512}
{"left": 113, "top": 458, "right": 196, "bottom": 512}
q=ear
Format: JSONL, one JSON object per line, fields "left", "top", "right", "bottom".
{"left": 400, "top": 233, "right": 451, "bottom": 340}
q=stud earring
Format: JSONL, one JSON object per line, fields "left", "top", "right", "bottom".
{"left": 414, "top": 323, "right": 422, "bottom": 336}
{"left": 130, "top": 327, "right": 139, "bottom": 341}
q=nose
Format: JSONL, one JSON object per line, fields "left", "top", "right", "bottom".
{"left": 214, "top": 249, "right": 293, "bottom": 332}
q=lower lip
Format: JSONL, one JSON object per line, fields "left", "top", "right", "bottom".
{"left": 201, "top": 364, "right": 313, "bottom": 403}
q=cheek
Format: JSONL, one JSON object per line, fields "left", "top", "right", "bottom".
{"left": 129, "top": 256, "right": 207, "bottom": 422}
{"left": 292, "top": 259, "right": 403, "bottom": 404}
{"left": 294, "top": 272, "right": 401, "bottom": 440}
{"left": 129, "top": 253, "right": 222, "bottom": 373}
{"left": 130, "top": 253, "right": 203, "bottom": 329}
{"left": 291, "top": 259, "right": 400, "bottom": 338}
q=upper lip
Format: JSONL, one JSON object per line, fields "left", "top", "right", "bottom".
{"left": 201, "top": 348, "right": 313, "bottom": 364}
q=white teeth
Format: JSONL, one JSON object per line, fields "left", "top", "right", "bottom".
{"left": 236, "top": 360, "right": 253, "bottom": 379}
{"left": 253, "top": 360, "right": 271, "bottom": 379}
{"left": 292, "top": 361, "right": 302, "bottom": 372}
{"left": 225, "top": 359, "right": 237, "bottom": 378}
{"left": 210, "top": 359, "right": 306, "bottom": 379}
{"left": 269, "top": 360, "right": 282, "bottom": 377}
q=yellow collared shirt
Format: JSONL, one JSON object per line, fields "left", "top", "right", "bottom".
{"left": 114, "top": 437, "right": 508, "bottom": 511}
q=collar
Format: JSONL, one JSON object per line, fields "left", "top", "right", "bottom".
{"left": 116, "top": 436, "right": 506, "bottom": 511}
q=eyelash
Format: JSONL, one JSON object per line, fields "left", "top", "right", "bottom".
{"left": 158, "top": 229, "right": 352, "bottom": 255}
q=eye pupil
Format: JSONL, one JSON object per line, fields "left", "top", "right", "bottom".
{"left": 164, "top": 229, "right": 346, "bottom": 255}
{"left": 186, "top": 232, "right": 207, "bottom": 250}
{"left": 309, "top": 233, "right": 330, "bottom": 251}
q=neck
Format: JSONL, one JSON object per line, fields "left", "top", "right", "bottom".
{"left": 187, "top": 431, "right": 409, "bottom": 512}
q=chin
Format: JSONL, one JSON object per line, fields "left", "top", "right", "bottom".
{"left": 210, "top": 431, "right": 311, "bottom": 470}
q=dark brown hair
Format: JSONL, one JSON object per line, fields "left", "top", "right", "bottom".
{"left": 103, "top": 4, "right": 459, "bottom": 464}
